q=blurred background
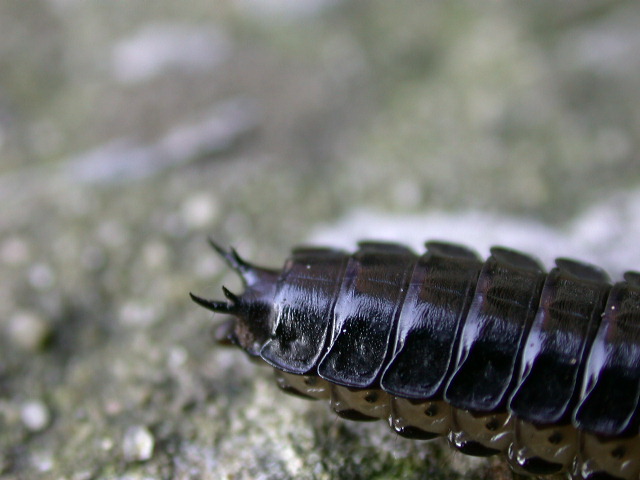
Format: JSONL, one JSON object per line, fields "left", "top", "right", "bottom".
{"left": 2, "top": 1, "right": 640, "bottom": 479}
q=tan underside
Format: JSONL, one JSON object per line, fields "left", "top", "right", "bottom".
{"left": 274, "top": 370, "right": 640, "bottom": 480}
{"left": 391, "top": 397, "right": 451, "bottom": 436}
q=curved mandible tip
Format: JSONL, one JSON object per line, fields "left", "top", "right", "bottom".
{"left": 208, "top": 238, "right": 273, "bottom": 286}
{"left": 189, "top": 292, "right": 237, "bottom": 314}
{"left": 208, "top": 238, "right": 254, "bottom": 278}
{"left": 221, "top": 286, "right": 241, "bottom": 304}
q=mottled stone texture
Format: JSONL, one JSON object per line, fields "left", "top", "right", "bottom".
{"left": 1, "top": 1, "right": 640, "bottom": 479}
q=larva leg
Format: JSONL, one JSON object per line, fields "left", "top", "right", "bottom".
{"left": 329, "top": 384, "right": 390, "bottom": 421}
{"left": 273, "top": 370, "right": 331, "bottom": 400}
{"left": 389, "top": 397, "right": 451, "bottom": 439}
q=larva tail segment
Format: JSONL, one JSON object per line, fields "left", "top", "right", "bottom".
{"left": 190, "top": 239, "right": 268, "bottom": 315}
{"left": 191, "top": 240, "right": 280, "bottom": 356}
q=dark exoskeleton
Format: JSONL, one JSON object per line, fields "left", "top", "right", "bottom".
{"left": 191, "top": 240, "right": 640, "bottom": 480}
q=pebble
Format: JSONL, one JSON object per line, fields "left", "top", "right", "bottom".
{"left": 122, "top": 425, "right": 155, "bottom": 462}
{"left": 31, "top": 449, "right": 54, "bottom": 472}
{"left": 28, "top": 263, "right": 55, "bottom": 290}
{"left": 0, "top": 237, "right": 30, "bottom": 265}
{"left": 7, "top": 311, "right": 52, "bottom": 352}
{"left": 119, "top": 301, "right": 157, "bottom": 327}
{"left": 142, "top": 241, "right": 169, "bottom": 269}
{"left": 181, "top": 193, "right": 219, "bottom": 229}
{"left": 21, "top": 400, "right": 51, "bottom": 432}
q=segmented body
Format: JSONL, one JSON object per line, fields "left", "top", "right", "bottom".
{"left": 190, "top": 240, "right": 640, "bottom": 480}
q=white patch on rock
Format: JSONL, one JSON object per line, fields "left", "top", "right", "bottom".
{"left": 308, "top": 188, "right": 640, "bottom": 279}
{"left": 63, "top": 99, "right": 259, "bottom": 184}
{"left": 235, "top": 0, "right": 342, "bottom": 20}
{"left": 28, "top": 263, "right": 55, "bottom": 291}
{"left": 122, "top": 425, "right": 155, "bottom": 462}
{"left": 112, "top": 24, "right": 231, "bottom": 84}
{"left": 0, "top": 236, "right": 30, "bottom": 265}
{"left": 119, "top": 301, "right": 158, "bottom": 327}
{"left": 181, "top": 193, "right": 219, "bottom": 229}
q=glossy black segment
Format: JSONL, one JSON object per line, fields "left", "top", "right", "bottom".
{"left": 393, "top": 425, "right": 439, "bottom": 440}
{"left": 317, "top": 243, "right": 417, "bottom": 388}
{"left": 555, "top": 258, "right": 609, "bottom": 284}
{"left": 517, "top": 456, "right": 564, "bottom": 475}
{"left": 291, "top": 246, "right": 347, "bottom": 255}
{"left": 509, "top": 260, "right": 610, "bottom": 425}
{"left": 624, "top": 270, "right": 640, "bottom": 286}
{"left": 449, "top": 435, "right": 501, "bottom": 457}
{"left": 333, "top": 409, "right": 379, "bottom": 421}
{"left": 260, "top": 249, "right": 348, "bottom": 374}
{"left": 380, "top": 242, "right": 482, "bottom": 398}
{"left": 574, "top": 275, "right": 640, "bottom": 436}
{"left": 445, "top": 247, "right": 545, "bottom": 412}
{"left": 490, "top": 246, "right": 544, "bottom": 272}
{"left": 424, "top": 241, "right": 483, "bottom": 260}
{"left": 356, "top": 241, "right": 416, "bottom": 255}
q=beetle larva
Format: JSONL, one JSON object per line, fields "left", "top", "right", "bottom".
{"left": 190, "top": 240, "right": 640, "bottom": 480}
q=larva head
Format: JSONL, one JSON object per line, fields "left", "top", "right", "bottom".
{"left": 190, "top": 240, "right": 279, "bottom": 357}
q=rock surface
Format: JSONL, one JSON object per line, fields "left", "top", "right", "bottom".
{"left": 1, "top": 2, "right": 640, "bottom": 479}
